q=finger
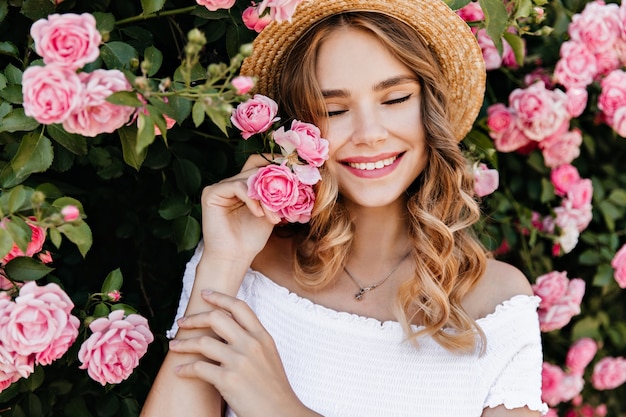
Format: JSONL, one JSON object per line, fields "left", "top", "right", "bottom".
{"left": 168, "top": 335, "right": 230, "bottom": 364}
{"left": 178, "top": 307, "right": 249, "bottom": 344}
{"left": 200, "top": 290, "right": 267, "bottom": 334}
{"left": 202, "top": 181, "right": 265, "bottom": 218}
{"left": 241, "top": 153, "right": 276, "bottom": 172}
{"left": 174, "top": 359, "right": 222, "bottom": 385}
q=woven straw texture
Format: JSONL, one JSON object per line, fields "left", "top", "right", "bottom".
{"left": 240, "top": 0, "right": 486, "bottom": 141}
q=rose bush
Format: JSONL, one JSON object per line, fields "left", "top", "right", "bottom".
{"left": 1, "top": 0, "right": 626, "bottom": 415}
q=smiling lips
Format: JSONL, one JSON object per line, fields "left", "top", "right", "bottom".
{"left": 347, "top": 156, "right": 398, "bottom": 171}
{"left": 341, "top": 153, "right": 403, "bottom": 178}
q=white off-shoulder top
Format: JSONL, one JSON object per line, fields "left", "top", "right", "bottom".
{"left": 169, "top": 242, "right": 548, "bottom": 417}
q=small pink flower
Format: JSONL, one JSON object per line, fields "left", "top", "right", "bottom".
{"left": 132, "top": 95, "right": 177, "bottom": 136}
{"left": 566, "top": 337, "right": 598, "bottom": 375}
{"left": 231, "top": 94, "right": 279, "bottom": 139}
{"left": 559, "top": 373, "right": 585, "bottom": 403}
{"left": 288, "top": 120, "right": 329, "bottom": 167}
{"left": 540, "top": 129, "right": 583, "bottom": 169}
{"left": 1, "top": 217, "right": 47, "bottom": 265}
{"left": 107, "top": 290, "right": 122, "bottom": 302}
{"left": 591, "top": 356, "right": 626, "bottom": 390}
{"left": 611, "top": 244, "right": 626, "bottom": 288}
{"left": 566, "top": 179, "right": 593, "bottom": 209}
{"left": 231, "top": 76, "right": 255, "bottom": 95}
{"left": 456, "top": 1, "right": 484, "bottom": 22}
{"left": 38, "top": 251, "right": 53, "bottom": 264}
{"left": 532, "top": 270, "right": 569, "bottom": 310}
{"left": 542, "top": 362, "right": 566, "bottom": 406}
{"left": 473, "top": 163, "right": 499, "bottom": 197}
{"left": 476, "top": 29, "right": 502, "bottom": 70}
{"left": 598, "top": 70, "right": 626, "bottom": 121}
{"left": 30, "top": 13, "right": 101, "bottom": 69}
{"left": 242, "top": 5, "right": 272, "bottom": 33}
{"left": 595, "top": 404, "right": 608, "bottom": 417}
{"left": 486, "top": 103, "right": 514, "bottom": 136}
{"left": 63, "top": 69, "right": 135, "bottom": 137}
{"left": 551, "top": 164, "right": 581, "bottom": 196}
{"left": 278, "top": 182, "right": 315, "bottom": 223}
{"left": 247, "top": 164, "right": 299, "bottom": 212}
{"left": 554, "top": 41, "right": 597, "bottom": 90}
{"left": 61, "top": 205, "right": 80, "bottom": 222}
{"left": 258, "top": 0, "right": 302, "bottom": 23}
{"left": 566, "top": 88, "right": 588, "bottom": 118}
{"left": 78, "top": 310, "right": 153, "bottom": 385}
{"left": 554, "top": 199, "right": 592, "bottom": 233}
{"left": 22, "top": 64, "right": 83, "bottom": 125}
{"left": 292, "top": 164, "right": 321, "bottom": 185}
{"left": 195, "top": 0, "right": 236, "bottom": 11}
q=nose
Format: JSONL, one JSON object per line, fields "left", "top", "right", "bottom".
{"left": 350, "top": 104, "right": 388, "bottom": 145}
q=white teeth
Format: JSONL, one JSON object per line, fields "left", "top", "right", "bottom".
{"left": 348, "top": 156, "right": 397, "bottom": 171}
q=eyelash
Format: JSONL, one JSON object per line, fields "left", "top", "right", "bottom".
{"left": 326, "top": 94, "right": 412, "bottom": 117}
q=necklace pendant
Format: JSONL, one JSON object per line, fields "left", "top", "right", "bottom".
{"left": 355, "top": 289, "right": 365, "bottom": 301}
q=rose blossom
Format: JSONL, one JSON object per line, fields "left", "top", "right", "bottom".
{"left": 509, "top": 81, "right": 570, "bottom": 142}
{"left": 278, "top": 182, "right": 315, "bottom": 223}
{"left": 611, "top": 244, "right": 626, "bottom": 288}
{"left": 591, "top": 356, "right": 626, "bottom": 390}
{"left": 554, "top": 41, "right": 598, "bottom": 90}
{"left": 0, "top": 344, "right": 33, "bottom": 392}
{"left": 536, "top": 275, "right": 585, "bottom": 332}
{"left": 554, "top": 199, "right": 592, "bottom": 233}
{"left": 30, "top": 13, "right": 101, "bottom": 69}
{"left": 22, "top": 64, "right": 83, "bottom": 125}
{"left": 551, "top": 164, "right": 581, "bottom": 196}
{"left": 132, "top": 95, "right": 177, "bottom": 136}
{"left": 566, "top": 179, "right": 593, "bottom": 209}
{"left": 0, "top": 282, "right": 77, "bottom": 358}
{"left": 231, "top": 76, "right": 255, "bottom": 95}
{"left": 594, "top": 49, "right": 621, "bottom": 78}
{"left": 542, "top": 362, "right": 566, "bottom": 406}
{"left": 1, "top": 217, "right": 47, "bottom": 265}
{"left": 532, "top": 270, "right": 569, "bottom": 309}
{"left": 242, "top": 5, "right": 272, "bottom": 33}
{"left": 195, "top": 0, "right": 236, "bottom": 11}
{"left": 566, "top": 338, "right": 598, "bottom": 375}
{"left": 476, "top": 29, "right": 502, "bottom": 70}
{"left": 540, "top": 129, "right": 583, "bottom": 169}
{"left": 35, "top": 313, "right": 79, "bottom": 366}
{"left": 558, "top": 225, "right": 580, "bottom": 254}
{"left": 107, "top": 290, "right": 122, "bottom": 302}
{"left": 598, "top": 70, "right": 626, "bottom": 121}
{"left": 247, "top": 164, "right": 299, "bottom": 212}
{"left": 559, "top": 373, "right": 585, "bottom": 403}
{"left": 608, "top": 106, "right": 626, "bottom": 137}
{"left": 566, "top": 88, "right": 588, "bottom": 118}
{"left": 486, "top": 104, "right": 514, "bottom": 137}
{"left": 288, "top": 120, "right": 329, "bottom": 167}
{"left": 568, "top": 1, "right": 622, "bottom": 54}
{"left": 38, "top": 251, "right": 53, "bottom": 264}
{"left": 292, "top": 163, "right": 321, "bottom": 185}
{"left": 231, "top": 94, "right": 280, "bottom": 139}
{"left": 61, "top": 205, "right": 80, "bottom": 222}
{"left": 456, "top": 1, "right": 484, "bottom": 22}
{"left": 78, "top": 310, "right": 154, "bottom": 385}
{"left": 473, "top": 163, "right": 499, "bottom": 197}
{"left": 258, "top": 0, "right": 302, "bottom": 23}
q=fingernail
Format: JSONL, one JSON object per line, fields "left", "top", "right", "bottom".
{"left": 201, "top": 289, "right": 214, "bottom": 297}
{"left": 169, "top": 339, "right": 179, "bottom": 347}
{"left": 177, "top": 316, "right": 186, "bottom": 324}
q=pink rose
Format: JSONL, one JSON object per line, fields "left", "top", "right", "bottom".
{"left": 524, "top": 68, "right": 555, "bottom": 89}
{"left": 509, "top": 82, "right": 570, "bottom": 142}
{"left": 486, "top": 103, "right": 514, "bottom": 136}
{"left": 38, "top": 251, "right": 53, "bottom": 264}
{"left": 544, "top": 409, "right": 559, "bottom": 417}
{"left": 598, "top": 70, "right": 626, "bottom": 120}
{"left": 195, "top": 0, "right": 236, "bottom": 11}
{"left": 566, "top": 338, "right": 598, "bottom": 375}
{"left": 493, "top": 125, "right": 533, "bottom": 153}
{"left": 476, "top": 29, "right": 502, "bottom": 70}
{"left": 607, "top": 106, "right": 626, "bottom": 137}
{"left": 288, "top": 120, "right": 329, "bottom": 167}
{"left": 532, "top": 270, "right": 569, "bottom": 309}
{"left": 242, "top": 5, "right": 272, "bottom": 33}
{"left": 559, "top": 374, "right": 585, "bottom": 403}
{"left": 610, "top": 244, "right": 626, "bottom": 288}
{"left": 569, "top": 2, "right": 622, "bottom": 54}
{"left": 0, "top": 344, "right": 33, "bottom": 392}
{"left": 594, "top": 49, "right": 621, "bottom": 78}
{"left": 292, "top": 163, "right": 321, "bottom": 185}
{"left": 558, "top": 225, "right": 580, "bottom": 254}
{"left": 0, "top": 282, "right": 77, "bottom": 358}
{"left": 542, "top": 362, "right": 566, "bottom": 406}
{"left": 247, "top": 164, "right": 299, "bottom": 212}
{"left": 1, "top": 217, "right": 47, "bottom": 265}
{"left": 591, "top": 357, "right": 626, "bottom": 390}
{"left": 456, "top": 1, "right": 484, "bottom": 22}
{"left": 554, "top": 200, "right": 592, "bottom": 233}
{"left": 231, "top": 75, "right": 255, "bottom": 95}
{"left": 231, "top": 94, "right": 279, "bottom": 139}
{"left": 63, "top": 69, "right": 135, "bottom": 137}
{"left": 566, "top": 88, "right": 588, "bottom": 118}
{"left": 540, "top": 128, "right": 583, "bottom": 168}
{"left": 30, "top": 13, "right": 101, "bottom": 69}
{"left": 22, "top": 64, "right": 83, "bottom": 125}
{"left": 551, "top": 164, "right": 581, "bottom": 196}
{"left": 107, "top": 290, "right": 122, "bottom": 302}
{"left": 554, "top": 41, "right": 598, "bottom": 90}
{"left": 473, "top": 163, "right": 499, "bottom": 197}
{"left": 566, "top": 179, "right": 593, "bottom": 209}
{"left": 537, "top": 275, "right": 585, "bottom": 332}
{"left": 258, "top": 0, "right": 302, "bottom": 23}
{"left": 78, "top": 309, "right": 153, "bottom": 385}
{"left": 278, "top": 182, "right": 315, "bottom": 223}
{"left": 61, "top": 205, "right": 80, "bottom": 222}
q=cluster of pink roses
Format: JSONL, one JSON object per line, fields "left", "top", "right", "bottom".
{"left": 532, "top": 270, "right": 585, "bottom": 332}
{"left": 196, "top": 0, "right": 303, "bottom": 33}
{"left": 22, "top": 13, "right": 135, "bottom": 137}
{"left": 231, "top": 94, "right": 329, "bottom": 223}
{"left": 554, "top": 1, "right": 626, "bottom": 137}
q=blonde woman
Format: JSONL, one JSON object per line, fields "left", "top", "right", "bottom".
{"left": 141, "top": 1, "right": 546, "bottom": 416}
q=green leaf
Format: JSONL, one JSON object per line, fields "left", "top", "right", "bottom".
{"left": 0, "top": 0, "right": 8, "bottom": 24}
{"left": 47, "top": 124, "right": 88, "bottom": 155}
{"left": 593, "top": 264, "right": 615, "bottom": 287}
{"left": 136, "top": 112, "right": 156, "bottom": 154}
{"left": 119, "top": 126, "right": 147, "bottom": 171}
{"left": 20, "top": 0, "right": 55, "bottom": 21}
{"left": 63, "top": 397, "right": 93, "bottom": 417}
{"left": 0, "top": 108, "right": 40, "bottom": 133}
{"left": 173, "top": 159, "right": 202, "bottom": 195}
{"left": 191, "top": 7, "right": 230, "bottom": 19}
{"left": 49, "top": 228, "right": 62, "bottom": 248}
{"left": 10, "top": 132, "right": 53, "bottom": 179}
{"left": 57, "top": 221, "right": 93, "bottom": 257}
{"left": 513, "top": 0, "right": 534, "bottom": 19}
{"left": 173, "top": 215, "right": 201, "bottom": 252}
{"left": 24, "top": 365, "right": 44, "bottom": 392}
{"left": 106, "top": 91, "right": 144, "bottom": 107}
{"left": 444, "top": 0, "right": 472, "bottom": 10}
{"left": 144, "top": 46, "right": 163, "bottom": 76}
{"left": 4, "top": 257, "right": 55, "bottom": 282}
{"left": 158, "top": 195, "right": 191, "bottom": 220}
{"left": 0, "top": 227, "right": 13, "bottom": 260}
{"left": 205, "top": 104, "right": 230, "bottom": 135}
{"left": 166, "top": 95, "right": 192, "bottom": 124}
{"left": 100, "top": 42, "right": 139, "bottom": 70}
{"left": 478, "top": 0, "right": 508, "bottom": 54}
{"left": 502, "top": 32, "right": 525, "bottom": 67}
{"left": 111, "top": 303, "right": 138, "bottom": 314}
{"left": 608, "top": 188, "right": 626, "bottom": 207}
{"left": 0, "top": 41, "right": 19, "bottom": 60}
{"left": 4, "top": 64, "right": 22, "bottom": 84}
{"left": 579, "top": 249, "right": 602, "bottom": 266}
{"left": 0, "top": 84, "right": 24, "bottom": 103}
{"left": 540, "top": 178, "right": 555, "bottom": 204}
{"left": 93, "top": 302, "right": 110, "bottom": 318}
{"left": 6, "top": 216, "right": 30, "bottom": 254}
{"left": 141, "top": 0, "right": 166, "bottom": 15}
{"left": 93, "top": 12, "right": 116, "bottom": 33}
{"left": 0, "top": 379, "right": 20, "bottom": 402}
{"left": 52, "top": 196, "right": 85, "bottom": 213}
{"left": 101, "top": 268, "right": 123, "bottom": 294}
{"left": 192, "top": 100, "right": 206, "bottom": 127}
{"left": 571, "top": 316, "right": 602, "bottom": 340}
{"left": 0, "top": 101, "right": 11, "bottom": 119}
{"left": 599, "top": 200, "right": 620, "bottom": 232}
{"left": 4, "top": 184, "right": 28, "bottom": 213}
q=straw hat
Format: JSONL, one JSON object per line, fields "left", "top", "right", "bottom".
{"left": 240, "top": 0, "right": 486, "bottom": 141}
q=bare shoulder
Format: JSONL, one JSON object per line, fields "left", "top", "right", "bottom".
{"left": 463, "top": 259, "right": 534, "bottom": 320}
{"left": 250, "top": 230, "right": 295, "bottom": 286}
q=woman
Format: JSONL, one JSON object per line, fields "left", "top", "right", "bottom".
{"left": 141, "top": 0, "right": 546, "bottom": 416}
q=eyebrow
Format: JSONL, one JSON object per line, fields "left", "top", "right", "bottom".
{"left": 321, "top": 75, "right": 418, "bottom": 98}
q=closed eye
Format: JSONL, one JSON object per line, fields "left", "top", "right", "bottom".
{"left": 327, "top": 109, "right": 347, "bottom": 117}
{"left": 383, "top": 95, "right": 412, "bottom": 105}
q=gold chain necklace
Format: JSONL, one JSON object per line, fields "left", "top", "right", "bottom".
{"left": 343, "top": 252, "right": 411, "bottom": 301}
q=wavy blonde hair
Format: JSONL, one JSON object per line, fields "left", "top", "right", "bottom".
{"left": 278, "top": 12, "right": 488, "bottom": 352}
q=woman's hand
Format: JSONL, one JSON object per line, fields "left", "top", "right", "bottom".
{"left": 200, "top": 154, "right": 281, "bottom": 264}
{"left": 169, "top": 290, "right": 319, "bottom": 417}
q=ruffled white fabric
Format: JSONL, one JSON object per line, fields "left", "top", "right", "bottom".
{"left": 170, "top": 243, "right": 548, "bottom": 416}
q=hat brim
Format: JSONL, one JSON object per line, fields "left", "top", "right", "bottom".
{"left": 240, "top": 0, "right": 486, "bottom": 141}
